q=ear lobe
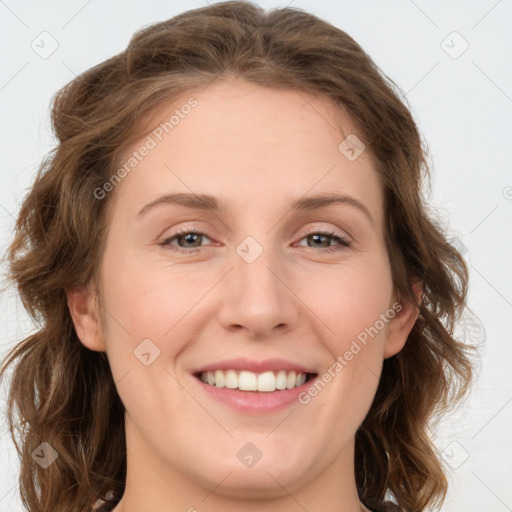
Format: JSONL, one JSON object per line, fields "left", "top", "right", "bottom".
{"left": 383, "top": 284, "right": 422, "bottom": 359}
{"left": 66, "top": 285, "right": 106, "bottom": 352}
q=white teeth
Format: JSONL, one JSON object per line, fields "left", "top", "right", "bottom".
{"left": 257, "top": 371, "right": 276, "bottom": 392}
{"left": 198, "top": 369, "right": 310, "bottom": 392}
{"left": 214, "top": 370, "right": 225, "bottom": 388}
{"left": 286, "top": 370, "right": 296, "bottom": 389}
{"left": 225, "top": 369, "right": 238, "bottom": 389}
{"left": 275, "top": 370, "right": 287, "bottom": 390}
{"left": 239, "top": 371, "right": 257, "bottom": 391}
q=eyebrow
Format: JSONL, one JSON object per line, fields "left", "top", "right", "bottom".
{"left": 136, "top": 192, "right": 374, "bottom": 225}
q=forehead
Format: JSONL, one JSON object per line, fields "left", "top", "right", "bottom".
{"left": 110, "top": 77, "right": 383, "bottom": 226}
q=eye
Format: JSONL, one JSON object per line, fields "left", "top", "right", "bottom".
{"left": 296, "top": 230, "right": 351, "bottom": 253}
{"left": 159, "top": 227, "right": 212, "bottom": 253}
{"left": 158, "top": 226, "right": 351, "bottom": 254}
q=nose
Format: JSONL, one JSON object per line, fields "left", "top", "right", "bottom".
{"left": 217, "top": 244, "right": 300, "bottom": 338}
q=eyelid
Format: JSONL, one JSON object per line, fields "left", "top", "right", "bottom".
{"left": 299, "top": 223, "right": 351, "bottom": 241}
{"left": 158, "top": 221, "right": 352, "bottom": 255}
{"left": 159, "top": 222, "right": 350, "bottom": 243}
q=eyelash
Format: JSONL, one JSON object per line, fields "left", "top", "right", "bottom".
{"left": 158, "top": 226, "right": 351, "bottom": 254}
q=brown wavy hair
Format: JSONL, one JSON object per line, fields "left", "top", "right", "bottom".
{"left": 0, "top": 1, "right": 476, "bottom": 511}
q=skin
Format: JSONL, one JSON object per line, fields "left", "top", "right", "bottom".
{"left": 67, "top": 76, "right": 419, "bottom": 512}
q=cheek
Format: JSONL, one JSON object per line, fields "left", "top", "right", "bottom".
{"left": 316, "top": 256, "right": 394, "bottom": 351}
{"left": 101, "top": 246, "right": 204, "bottom": 338}
{"left": 99, "top": 250, "right": 221, "bottom": 396}
{"left": 305, "top": 254, "right": 393, "bottom": 418}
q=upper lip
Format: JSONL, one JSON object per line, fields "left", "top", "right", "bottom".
{"left": 192, "top": 357, "right": 318, "bottom": 375}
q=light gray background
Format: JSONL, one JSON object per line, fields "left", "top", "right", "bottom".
{"left": 1, "top": 1, "right": 511, "bottom": 510}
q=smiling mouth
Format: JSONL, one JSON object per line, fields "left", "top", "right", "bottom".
{"left": 194, "top": 369, "right": 318, "bottom": 392}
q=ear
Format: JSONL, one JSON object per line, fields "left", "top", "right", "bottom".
{"left": 66, "top": 284, "right": 107, "bottom": 352}
{"left": 383, "top": 282, "right": 422, "bottom": 359}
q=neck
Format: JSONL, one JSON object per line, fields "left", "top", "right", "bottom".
{"left": 113, "top": 423, "right": 365, "bottom": 512}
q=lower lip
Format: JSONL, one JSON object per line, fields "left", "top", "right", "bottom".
{"left": 191, "top": 375, "right": 317, "bottom": 414}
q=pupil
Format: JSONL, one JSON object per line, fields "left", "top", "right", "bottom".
{"left": 311, "top": 234, "right": 328, "bottom": 247}
{"left": 181, "top": 233, "right": 201, "bottom": 247}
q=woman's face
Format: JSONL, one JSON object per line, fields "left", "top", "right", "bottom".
{"left": 69, "top": 77, "right": 417, "bottom": 503}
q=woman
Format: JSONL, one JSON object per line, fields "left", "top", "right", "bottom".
{"left": 0, "top": 2, "right": 475, "bottom": 511}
